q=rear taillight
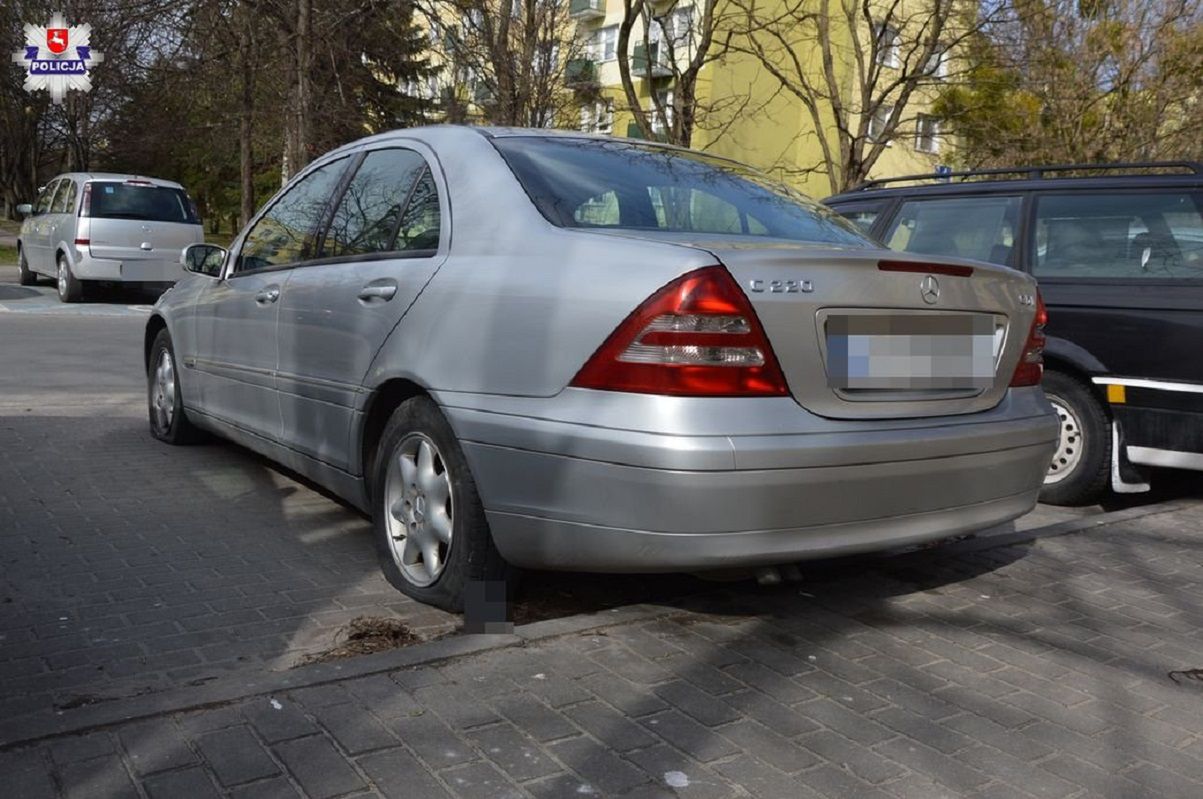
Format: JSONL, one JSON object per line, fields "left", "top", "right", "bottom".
{"left": 570, "top": 265, "right": 789, "bottom": 397}
{"left": 79, "top": 183, "right": 91, "bottom": 217}
{"left": 1010, "top": 293, "right": 1047, "bottom": 387}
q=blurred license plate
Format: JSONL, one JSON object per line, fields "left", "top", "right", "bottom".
{"left": 826, "top": 314, "right": 998, "bottom": 390}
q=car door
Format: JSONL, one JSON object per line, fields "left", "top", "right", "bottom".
{"left": 25, "top": 180, "right": 60, "bottom": 272}
{"left": 47, "top": 178, "right": 78, "bottom": 264}
{"left": 1025, "top": 189, "right": 1203, "bottom": 385}
{"left": 275, "top": 144, "right": 447, "bottom": 470}
{"left": 189, "top": 156, "right": 352, "bottom": 440}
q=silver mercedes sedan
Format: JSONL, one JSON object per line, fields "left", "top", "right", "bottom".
{"left": 145, "top": 126, "right": 1058, "bottom": 610}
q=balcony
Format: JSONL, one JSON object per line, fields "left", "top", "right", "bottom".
{"left": 632, "top": 42, "right": 673, "bottom": 78}
{"left": 565, "top": 58, "right": 599, "bottom": 87}
{"left": 570, "top": 0, "right": 606, "bottom": 21}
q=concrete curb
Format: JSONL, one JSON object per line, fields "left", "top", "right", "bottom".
{"left": 1, "top": 499, "right": 1195, "bottom": 750}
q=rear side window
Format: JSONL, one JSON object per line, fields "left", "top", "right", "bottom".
{"left": 494, "top": 137, "right": 869, "bottom": 246}
{"left": 830, "top": 202, "right": 885, "bottom": 235}
{"left": 51, "top": 180, "right": 75, "bottom": 213}
{"left": 394, "top": 169, "right": 441, "bottom": 251}
{"left": 88, "top": 183, "right": 200, "bottom": 224}
{"left": 238, "top": 158, "right": 348, "bottom": 272}
{"left": 884, "top": 196, "right": 1021, "bottom": 265}
{"left": 1032, "top": 192, "right": 1203, "bottom": 280}
{"left": 321, "top": 149, "right": 428, "bottom": 257}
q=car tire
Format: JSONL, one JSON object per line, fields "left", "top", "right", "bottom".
{"left": 148, "top": 329, "right": 202, "bottom": 444}
{"left": 17, "top": 248, "right": 37, "bottom": 286}
{"left": 371, "top": 396, "right": 510, "bottom": 611}
{"left": 56, "top": 255, "right": 84, "bottom": 303}
{"left": 1040, "top": 370, "right": 1110, "bottom": 506}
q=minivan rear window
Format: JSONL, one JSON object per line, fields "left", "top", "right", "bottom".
{"left": 88, "top": 183, "right": 200, "bottom": 224}
{"left": 493, "top": 137, "right": 870, "bottom": 246}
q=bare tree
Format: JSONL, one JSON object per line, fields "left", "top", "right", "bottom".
{"left": 614, "top": 0, "right": 727, "bottom": 146}
{"left": 424, "top": 0, "right": 584, "bottom": 127}
{"left": 728, "top": 0, "right": 983, "bottom": 193}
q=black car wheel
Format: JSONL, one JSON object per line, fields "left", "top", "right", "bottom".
{"left": 148, "top": 329, "right": 202, "bottom": 444}
{"left": 1040, "top": 370, "right": 1110, "bottom": 506}
{"left": 17, "top": 248, "right": 37, "bottom": 286}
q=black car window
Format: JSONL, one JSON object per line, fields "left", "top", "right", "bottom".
{"left": 321, "top": 149, "right": 428, "bottom": 258}
{"left": 50, "top": 180, "right": 74, "bottom": 213}
{"left": 495, "top": 137, "right": 869, "bottom": 246}
{"left": 88, "top": 183, "right": 199, "bottom": 223}
{"left": 884, "top": 196, "right": 1021, "bottom": 265}
{"left": 35, "top": 180, "right": 59, "bottom": 214}
{"left": 394, "top": 168, "right": 441, "bottom": 252}
{"left": 831, "top": 202, "right": 885, "bottom": 235}
{"left": 237, "top": 158, "right": 349, "bottom": 273}
{"left": 1032, "top": 192, "right": 1203, "bottom": 280}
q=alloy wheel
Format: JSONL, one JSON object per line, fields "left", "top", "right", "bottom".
{"left": 57, "top": 260, "right": 67, "bottom": 298}
{"left": 384, "top": 433, "right": 454, "bottom": 587}
{"left": 151, "top": 349, "right": 176, "bottom": 432}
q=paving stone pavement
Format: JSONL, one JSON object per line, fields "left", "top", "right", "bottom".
{"left": 3, "top": 504, "right": 1203, "bottom": 798}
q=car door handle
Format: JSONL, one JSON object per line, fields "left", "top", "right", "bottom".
{"left": 358, "top": 280, "right": 397, "bottom": 303}
{"left": 140, "top": 242, "right": 153, "bottom": 251}
{"left": 255, "top": 286, "right": 280, "bottom": 305}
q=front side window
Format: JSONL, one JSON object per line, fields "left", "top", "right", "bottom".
{"left": 884, "top": 196, "right": 1020, "bottom": 265}
{"left": 495, "top": 137, "right": 870, "bottom": 245}
{"left": 321, "top": 149, "right": 428, "bottom": 258}
{"left": 35, "top": 181, "right": 59, "bottom": 214}
{"left": 1033, "top": 192, "right": 1203, "bottom": 280}
{"left": 237, "top": 158, "right": 348, "bottom": 272}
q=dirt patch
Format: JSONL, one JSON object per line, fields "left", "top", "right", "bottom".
{"left": 300, "top": 616, "right": 421, "bottom": 665}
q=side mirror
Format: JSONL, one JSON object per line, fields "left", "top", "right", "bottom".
{"left": 181, "top": 243, "right": 227, "bottom": 277}
{"left": 15, "top": 203, "right": 33, "bottom": 217}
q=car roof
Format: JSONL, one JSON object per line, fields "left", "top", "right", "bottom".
{"left": 51, "top": 172, "right": 186, "bottom": 189}
{"left": 825, "top": 163, "right": 1203, "bottom": 204}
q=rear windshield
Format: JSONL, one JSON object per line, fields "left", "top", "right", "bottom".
{"left": 493, "top": 137, "right": 870, "bottom": 246}
{"left": 88, "top": 183, "right": 200, "bottom": 224}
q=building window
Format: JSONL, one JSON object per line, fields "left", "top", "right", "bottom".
{"left": 873, "top": 23, "right": 900, "bottom": 69}
{"left": 868, "top": 105, "right": 893, "bottom": 142}
{"left": 594, "top": 25, "right": 617, "bottom": 61}
{"left": 655, "top": 7, "right": 693, "bottom": 49}
{"left": 651, "top": 89, "right": 674, "bottom": 134}
{"left": 579, "top": 100, "right": 614, "bottom": 134}
{"left": 923, "top": 48, "right": 947, "bottom": 78}
{"left": 915, "top": 114, "right": 940, "bottom": 153}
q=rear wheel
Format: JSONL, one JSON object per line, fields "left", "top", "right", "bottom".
{"left": 17, "top": 248, "right": 37, "bottom": 286}
{"left": 371, "top": 396, "right": 509, "bottom": 611}
{"left": 56, "top": 255, "right": 84, "bottom": 303}
{"left": 1040, "top": 370, "right": 1110, "bottom": 506}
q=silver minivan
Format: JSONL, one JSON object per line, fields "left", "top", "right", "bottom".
{"left": 16, "top": 173, "right": 204, "bottom": 302}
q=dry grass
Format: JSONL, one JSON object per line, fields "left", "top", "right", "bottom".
{"left": 299, "top": 616, "right": 421, "bottom": 665}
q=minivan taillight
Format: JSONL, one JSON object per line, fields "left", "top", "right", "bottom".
{"left": 1010, "top": 293, "right": 1047, "bottom": 387}
{"left": 570, "top": 266, "right": 789, "bottom": 397}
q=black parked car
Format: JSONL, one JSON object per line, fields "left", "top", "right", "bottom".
{"left": 825, "top": 162, "right": 1203, "bottom": 505}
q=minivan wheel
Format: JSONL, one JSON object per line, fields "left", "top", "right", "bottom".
{"left": 148, "top": 329, "right": 201, "bottom": 444}
{"left": 57, "top": 256, "right": 84, "bottom": 303}
{"left": 1039, "top": 370, "right": 1110, "bottom": 506}
{"left": 17, "top": 249, "right": 37, "bottom": 286}
{"left": 372, "top": 396, "right": 509, "bottom": 611}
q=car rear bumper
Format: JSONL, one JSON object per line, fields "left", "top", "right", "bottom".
{"left": 441, "top": 387, "right": 1060, "bottom": 571}
{"left": 73, "top": 254, "right": 185, "bottom": 283}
